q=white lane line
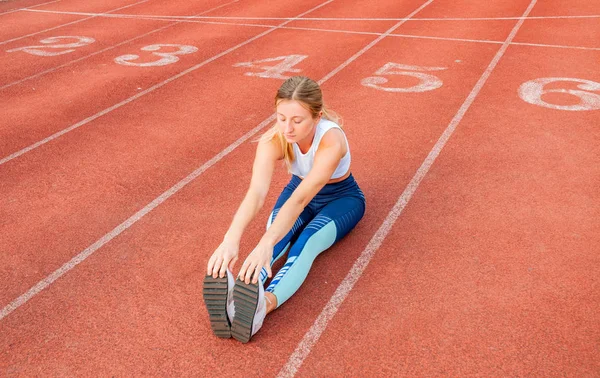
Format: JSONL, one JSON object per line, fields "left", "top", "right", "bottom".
{"left": 276, "top": 0, "right": 539, "bottom": 377}
{"left": 0, "top": 0, "right": 332, "bottom": 167}
{"left": 183, "top": 18, "right": 600, "bottom": 51}
{"left": 0, "top": 0, "right": 240, "bottom": 91}
{"left": 509, "top": 40, "right": 600, "bottom": 51}
{"left": 0, "top": 0, "right": 438, "bottom": 325}
{"left": 21, "top": 8, "right": 600, "bottom": 21}
{"left": 0, "top": 0, "right": 335, "bottom": 320}
{"left": 0, "top": 114, "right": 272, "bottom": 322}
{"left": 0, "top": 0, "right": 150, "bottom": 46}
{"left": 318, "top": 0, "right": 433, "bottom": 84}
{"left": 0, "top": 0, "right": 59, "bottom": 17}
{"left": 15, "top": 12, "right": 597, "bottom": 53}
{"left": 387, "top": 32, "right": 600, "bottom": 51}
{"left": 49, "top": 11, "right": 600, "bottom": 53}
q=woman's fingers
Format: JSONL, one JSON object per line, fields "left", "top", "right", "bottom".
{"left": 238, "top": 252, "right": 272, "bottom": 284}
{"left": 253, "top": 264, "right": 272, "bottom": 284}
{"left": 211, "top": 256, "right": 224, "bottom": 278}
{"left": 218, "top": 256, "right": 231, "bottom": 278}
{"left": 244, "top": 262, "right": 255, "bottom": 284}
{"left": 251, "top": 265, "right": 261, "bottom": 284}
{"left": 207, "top": 254, "right": 220, "bottom": 276}
{"left": 228, "top": 256, "right": 238, "bottom": 272}
{"left": 265, "top": 265, "right": 272, "bottom": 279}
{"left": 238, "top": 260, "right": 249, "bottom": 283}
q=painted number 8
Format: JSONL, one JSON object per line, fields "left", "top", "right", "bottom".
{"left": 519, "top": 77, "right": 600, "bottom": 111}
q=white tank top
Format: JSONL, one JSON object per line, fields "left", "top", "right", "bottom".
{"left": 290, "top": 118, "right": 351, "bottom": 179}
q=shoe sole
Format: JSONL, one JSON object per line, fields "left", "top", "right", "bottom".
{"left": 202, "top": 275, "right": 231, "bottom": 339}
{"left": 231, "top": 279, "right": 259, "bottom": 343}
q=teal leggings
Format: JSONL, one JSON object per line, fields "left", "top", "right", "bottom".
{"left": 259, "top": 174, "right": 366, "bottom": 307}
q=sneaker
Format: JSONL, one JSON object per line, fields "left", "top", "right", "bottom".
{"left": 202, "top": 269, "right": 235, "bottom": 338}
{"left": 231, "top": 278, "right": 267, "bottom": 343}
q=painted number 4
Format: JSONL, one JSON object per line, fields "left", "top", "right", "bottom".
{"left": 233, "top": 55, "right": 308, "bottom": 79}
{"left": 361, "top": 62, "right": 447, "bottom": 92}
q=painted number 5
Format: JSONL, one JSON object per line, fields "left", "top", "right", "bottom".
{"left": 519, "top": 77, "right": 600, "bottom": 111}
{"left": 361, "top": 62, "right": 447, "bottom": 93}
{"left": 115, "top": 44, "right": 198, "bottom": 67}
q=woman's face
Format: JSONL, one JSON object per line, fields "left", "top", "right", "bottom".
{"left": 276, "top": 99, "right": 319, "bottom": 145}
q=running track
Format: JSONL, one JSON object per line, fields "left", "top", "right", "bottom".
{"left": 1, "top": 0, "right": 598, "bottom": 376}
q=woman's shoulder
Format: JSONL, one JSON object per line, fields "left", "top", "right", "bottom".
{"left": 318, "top": 118, "right": 346, "bottom": 141}
{"left": 318, "top": 118, "right": 341, "bottom": 130}
{"left": 257, "top": 132, "right": 284, "bottom": 161}
{"left": 316, "top": 120, "right": 347, "bottom": 156}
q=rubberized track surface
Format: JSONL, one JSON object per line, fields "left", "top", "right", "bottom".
{"left": 1, "top": 0, "right": 598, "bottom": 376}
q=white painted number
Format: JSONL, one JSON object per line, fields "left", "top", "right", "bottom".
{"left": 518, "top": 77, "right": 600, "bottom": 111}
{"left": 114, "top": 44, "right": 198, "bottom": 67}
{"left": 233, "top": 55, "right": 308, "bottom": 79}
{"left": 361, "top": 62, "right": 447, "bottom": 93}
{"left": 6, "top": 36, "right": 95, "bottom": 56}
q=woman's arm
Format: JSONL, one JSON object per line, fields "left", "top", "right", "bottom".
{"left": 224, "top": 138, "right": 280, "bottom": 244}
{"left": 206, "top": 137, "right": 281, "bottom": 278}
{"left": 238, "top": 128, "right": 346, "bottom": 283}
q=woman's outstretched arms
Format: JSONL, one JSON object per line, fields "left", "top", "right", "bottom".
{"left": 238, "top": 128, "right": 347, "bottom": 284}
{"left": 206, "top": 137, "right": 281, "bottom": 278}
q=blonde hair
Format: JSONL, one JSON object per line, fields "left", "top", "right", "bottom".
{"left": 259, "top": 76, "right": 342, "bottom": 171}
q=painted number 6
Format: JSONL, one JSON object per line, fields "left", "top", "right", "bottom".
{"left": 361, "top": 62, "right": 447, "bottom": 93}
{"left": 115, "top": 44, "right": 198, "bottom": 67}
{"left": 518, "top": 77, "right": 600, "bottom": 111}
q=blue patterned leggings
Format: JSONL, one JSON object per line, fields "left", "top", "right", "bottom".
{"left": 259, "top": 174, "right": 366, "bottom": 308}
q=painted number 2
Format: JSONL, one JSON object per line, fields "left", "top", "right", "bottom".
{"left": 6, "top": 36, "right": 95, "bottom": 56}
{"left": 361, "top": 62, "right": 447, "bottom": 93}
{"left": 519, "top": 77, "right": 600, "bottom": 111}
{"left": 114, "top": 44, "right": 198, "bottom": 67}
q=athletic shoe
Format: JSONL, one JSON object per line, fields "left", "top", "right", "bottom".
{"left": 231, "top": 278, "right": 267, "bottom": 343}
{"left": 202, "top": 269, "right": 235, "bottom": 338}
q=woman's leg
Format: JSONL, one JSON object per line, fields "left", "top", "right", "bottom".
{"left": 266, "top": 195, "right": 366, "bottom": 308}
{"left": 258, "top": 180, "right": 314, "bottom": 286}
{"left": 230, "top": 179, "right": 315, "bottom": 343}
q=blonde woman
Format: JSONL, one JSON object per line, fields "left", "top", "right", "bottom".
{"left": 203, "top": 76, "right": 366, "bottom": 343}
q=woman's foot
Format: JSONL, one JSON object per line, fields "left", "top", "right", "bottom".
{"left": 202, "top": 269, "right": 235, "bottom": 339}
{"left": 231, "top": 279, "right": 267, "bottom": 343}
{"left": 265, "top": 292, "right": 278, "bottom": 314}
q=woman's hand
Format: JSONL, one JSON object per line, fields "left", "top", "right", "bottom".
{"left": 238, "top": 241, "right": 273, "bottom": 284}
{"left": 206, "top": 239, "right": 239, "bottom": 278}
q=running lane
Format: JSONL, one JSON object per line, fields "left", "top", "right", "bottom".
{"left": 292, "top": 1, "right": 600, "bottom": 377}
{"left": 168, "top": 0, "right": 312, "bottom": 27}
{"left": 0, "top": 1, "right": 437, "bottom": 376}
{"left": 396, "top": 0, "right": 526, "bottom": 43}
{"left": 0, "top": 0, "right": 145, "bottom": 42}
{"left": 0, "top": 0, "right": 57, "bottom": 14}
{"left": 529, "top": 0, "right": 599, "bottom": 16}
{"left": 514, "top": 18, "right": 600, "bottom": 49}
{"left": 0, "top": 0, "right": 349, "bottom": 305}
{"left": 0, "top": 1, "right": 256, "bottom": 156}
{"left": 286, "top": 0, "right": 403, "bottom": 34}
{"left": 0, "top": 0, "right": 233, "bottom": 86}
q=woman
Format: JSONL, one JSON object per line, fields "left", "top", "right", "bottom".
{"left": 203, "top": 76, "right": 366, "bottom": 343}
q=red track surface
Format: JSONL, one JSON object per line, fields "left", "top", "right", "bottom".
{"left": 1, "top": 0, "right": 598, "bottom": 376}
